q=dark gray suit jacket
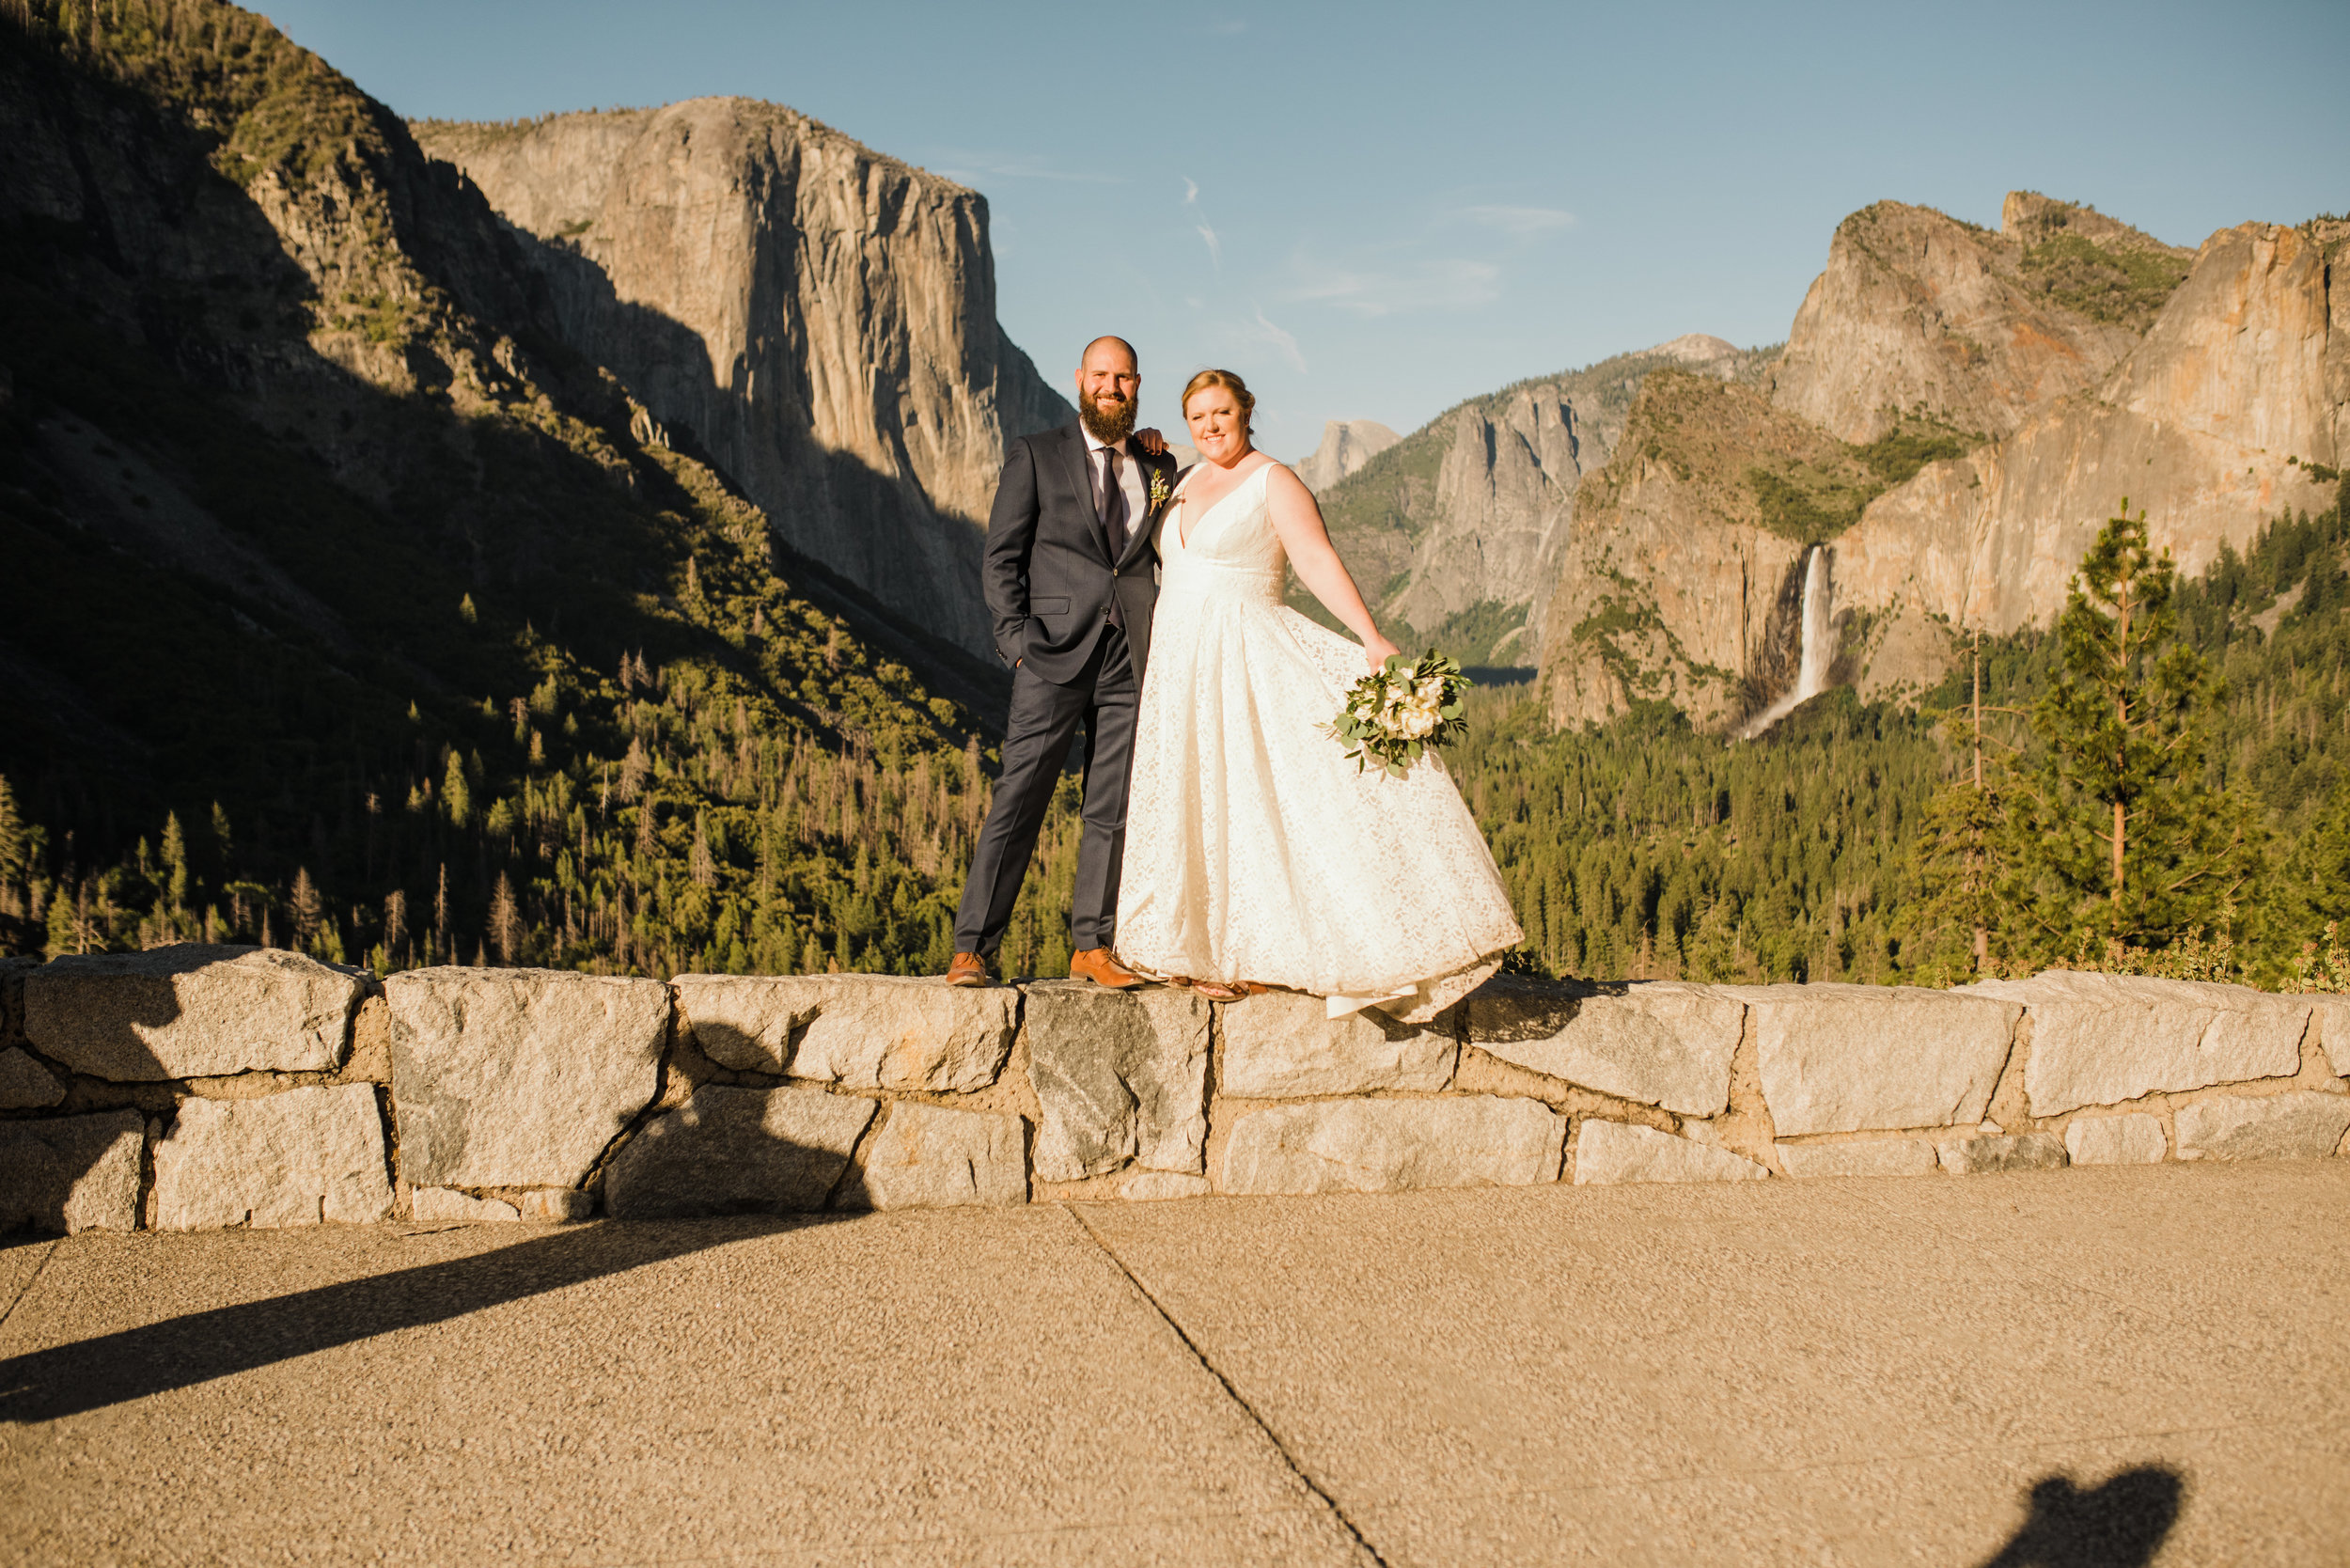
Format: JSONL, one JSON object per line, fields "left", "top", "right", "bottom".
{"left": 983, "top": 422, "right": 1179, "bottom": 687}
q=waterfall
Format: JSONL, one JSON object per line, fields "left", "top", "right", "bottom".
{"left": 1792, "top": 543, "right": 1832, "bottom": 703}
{"left": 1739, "top": 545, "right": 1834, "bottom": 739}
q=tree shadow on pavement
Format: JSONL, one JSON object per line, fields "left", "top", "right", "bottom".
{"left": 1979, "top": 1466, "right": 2183, "bottom": 1568}
{"left": 0, "top": 1213, "right": 835, "bottom": 1424}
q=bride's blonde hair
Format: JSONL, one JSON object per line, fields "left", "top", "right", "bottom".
{"left": 1180, "top": 368, "right": 1255, "bottom": 433}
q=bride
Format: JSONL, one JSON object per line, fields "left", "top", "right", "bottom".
{"left": 1115, "top": 368, "right": 1524, "bottom": 1020}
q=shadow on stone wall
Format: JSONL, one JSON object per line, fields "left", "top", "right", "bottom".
{"left": 1979, "top": 1466, "right": 2183, "bottom": 1568}
{"left": 0, "top": 1212, "right": 839, "bottom": 1423}
{"left": 0, "top": 954, "right": 173, "bottom": 1235}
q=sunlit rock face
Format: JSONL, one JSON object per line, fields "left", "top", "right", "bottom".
{"left": 1294, "top": 420, "right": 1400, "bottom": 493}
{"left": 1836, "top": 221, "right": 2343, "bottom": 639}
{"left": 416, "top": 100, "right": 1073, "bottom": 656}
{"left": 1767, "top": 198, "right": 2149, "bottom": 446}
{"left": 1538, "top": 196, "right": 2347, "bottom": 729}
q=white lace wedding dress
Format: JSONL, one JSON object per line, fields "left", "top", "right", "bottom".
{"left": 1116, "top": 460, "right": 1524, "bottom": 1022}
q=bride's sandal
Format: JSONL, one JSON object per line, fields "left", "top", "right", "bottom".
{"left": 1190, "top": 979, "right": 1263, "bottom": 1002}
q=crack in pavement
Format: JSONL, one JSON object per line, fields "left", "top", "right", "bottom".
{"left": 0, "top": 1240, "right": 57, "bottom": 1340}
{"left": 1063, "top": 1202, "right": 1387, "bottom": 1568}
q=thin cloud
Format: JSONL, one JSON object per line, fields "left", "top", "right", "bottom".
{"left": 1289, "top": 254, "right": 1502, "bottom": 317}
{"left": 1465, "top": 204, "right": 1574, "bottom": 238}
{"left": 1183, "top": 177, "right": 1222, "bottom": 269}
{"left": 1246, "top": 306, "right": 1307, "bottom": 372}
{"left": 927, "top": 149, "right": 1123, "bottom": 185}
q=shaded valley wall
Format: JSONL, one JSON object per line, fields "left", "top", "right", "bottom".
{"left": 415, "top": 102, "right": 1074, "bottom": 659}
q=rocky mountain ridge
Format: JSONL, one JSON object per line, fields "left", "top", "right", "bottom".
{"left": 414, "top": 102, "right": 1073, "bottom": 657}
{"left": 1307, "top": 337, "right": 1775, "bottom": 664}
{"left": 1833, "top": 220, "right": 2343, "bottom": 648}
{"left": 1535, "top": 195, "right": 2346, "bottom": 730}
{"left": 1765, "top": 196, "right": 2177, "bottom": 445}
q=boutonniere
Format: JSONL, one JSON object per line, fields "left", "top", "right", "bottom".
{"left": 1148, "top": 469, "right": 1171, "bottom": 511}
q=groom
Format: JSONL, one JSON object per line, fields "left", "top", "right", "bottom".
{"left": 946, "top": 336, "right": 1178, "bottom": 987}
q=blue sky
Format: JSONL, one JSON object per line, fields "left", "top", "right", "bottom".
{"left": 271, "top": 0, "right": 2348, "bottom": 458}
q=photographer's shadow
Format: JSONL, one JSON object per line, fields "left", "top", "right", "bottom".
{"left": 1980, "top": 1467, "right": 2184, "bottom": 1568}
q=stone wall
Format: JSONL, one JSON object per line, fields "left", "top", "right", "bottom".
{"left": 4, "top": 950, "right": 2347, "bottom": 1234}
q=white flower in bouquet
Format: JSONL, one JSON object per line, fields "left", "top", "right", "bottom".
{"left": 1323, "top": 649, "right": 1474, "bottom": 777}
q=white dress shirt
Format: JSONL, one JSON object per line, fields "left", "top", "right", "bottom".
{"left": 1081, "top": 423, "right": 1148, "bottom": 551}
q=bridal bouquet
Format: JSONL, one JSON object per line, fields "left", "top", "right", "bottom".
{"left": 1328, "top": 649, "right": 1471, "bottom": 778}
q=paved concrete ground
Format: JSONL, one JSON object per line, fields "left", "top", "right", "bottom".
{"left": 1, "top": 1161, "right": 2343, "bottom": 1566}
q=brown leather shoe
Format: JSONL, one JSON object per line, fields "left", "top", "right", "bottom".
{"left": 945, "top": 951, "right": 991, "bottom": 987}
{"left": 1070, "top": 948, "right": 1146, "bottom": 989}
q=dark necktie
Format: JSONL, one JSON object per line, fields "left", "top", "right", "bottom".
{"left": 1096, "top": 446, "right": 1127, "bottom": 555}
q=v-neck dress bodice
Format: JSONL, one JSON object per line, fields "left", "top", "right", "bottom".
{"left": 1156, "top": 460, "right": 1290, "bottom": 606}
{"left": 1115, "top": 460, "right": 1522, "bottom": 1022}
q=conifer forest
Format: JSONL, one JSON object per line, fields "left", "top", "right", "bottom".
{"left": 10, "top": 473, "right": 2350, "bottom": 993}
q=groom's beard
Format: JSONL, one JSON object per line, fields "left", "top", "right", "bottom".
{"left": 1078, "top": 389, "right": 1137, "bottom": 445}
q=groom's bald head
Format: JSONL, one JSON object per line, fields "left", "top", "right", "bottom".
{"left": 1080, "top": 336, "right": 1137, "bottom": 374}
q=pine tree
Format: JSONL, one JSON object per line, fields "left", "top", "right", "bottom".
{"left": 47, "top": 877, "right": 92, "bottom": 957}
{"left": 690, "top": 810, "right": 717, "bottom": 887}
{"left": 488, "top": 871, "right": 520, "bottom": 964}
{"left": 0, "top": 778, "right": 22, "bottom": 886}
{"left": 2274, "top": 773, "right": 2350, "bottom": 946}
{"left": 1913, "top": 639, "right": 2014, "bottom": 977}
{"left": 290, "top": 867, "right": 323, "bottom": 949}
{"left": 159, "top": 811, "right": 190, "bottom": 911}
{"left": 2007, "top": 503, "right": 2255, "bottom": 950}
{"left": 443, "top": 752, "right": 472, "bottom": 829}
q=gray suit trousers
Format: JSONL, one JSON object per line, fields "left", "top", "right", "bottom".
{"left": 952, "top": 626, "right": 1137, "bottom": 960}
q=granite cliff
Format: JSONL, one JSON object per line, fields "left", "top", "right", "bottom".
{"left": 1294, "top": 419, "right": 1400, "bottom": 492}
{"left": 1538, "top": 370, "right": 1882, "bottom": 728}
{"left": 414, "top": 103, "right": 1073, "bottom": 657}
{"left": 0, "top": 0, "right": 1025, "bottom": 976}
{"left": 1834, "top": 219, "right": 2345, "bottom": 642}
{"left": 1308, "top": 336, "right": 1770, "bottom": 665}
{"left": 1538, "top": 195, "right": 2346, "bottom": 730}
{"left": 1766, "top": 196, "right": 2175, "bottom": 445}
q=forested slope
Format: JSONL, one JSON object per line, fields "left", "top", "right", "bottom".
{"left": 0, "top": 0, "right": 1089, "bottom": 979}
{"left": 1465, "top": 475, "right": 2350, "bottom": 988}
